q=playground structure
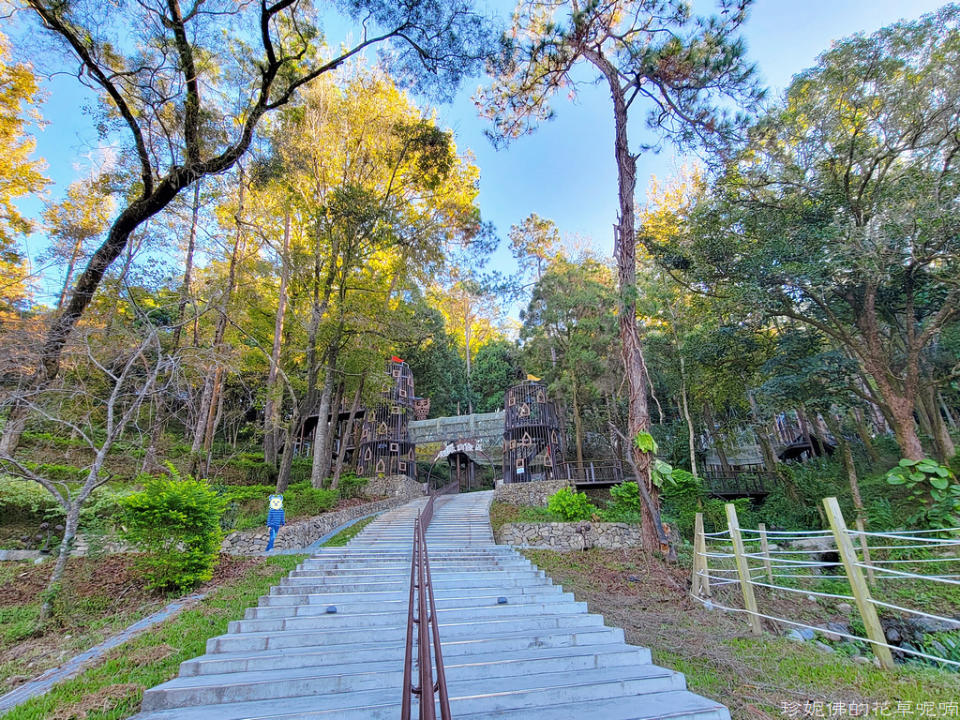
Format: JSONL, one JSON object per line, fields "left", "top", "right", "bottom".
{"left": 300, "top": 359, "right": 772, "bottom": 498}
{"left": 356, "top": 359, "right": 418, "bottom": 480}
{"left": 501, "top": 380, "right": 566, "bottom": 484}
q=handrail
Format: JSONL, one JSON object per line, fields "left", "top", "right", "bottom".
{"left": 401, "top": 501, "right": 451, "bottom": 720}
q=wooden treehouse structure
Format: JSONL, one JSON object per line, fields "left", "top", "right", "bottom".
{"left": 356, "top": 359, "right": 418, "bottom": 480}
{"left": 502, "top": 380, "right": 566, "bottom": 483}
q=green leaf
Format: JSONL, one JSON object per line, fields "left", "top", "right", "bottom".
{"left": 633, "top": 431, "right": 658, "bottom": 454}
{"left": 930, "top": 476, "right": 950, "bottom": 490}
{"left": 899, "top": 458, "right": 920, "bottom": 467}
{"left": 886, "top": 473, "right": 907, "bottom": 485}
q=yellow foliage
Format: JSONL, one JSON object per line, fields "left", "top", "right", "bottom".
{"left": 0, "top": 31, "right": 48, "bottom": 317}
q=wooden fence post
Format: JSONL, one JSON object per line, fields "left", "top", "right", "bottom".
{"left": 725, "top": 503, "right": 762, "bottom": 635}
{"left": 855, "top": 517, "right": 876, "bottom": 586}
{"left": 692, "top": 513, "right": 711, "bottom": 597}
{"left": 758, "top": 523, "right": 774, "bottom": 584}
{"left": 823, "top": 497, "right": 894, "bottom": 670}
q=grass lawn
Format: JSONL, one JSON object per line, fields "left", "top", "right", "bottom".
{"left": 488, "top": 501, "right": 557, "bottom": 533}
{"left": 320, "top": 515, "right": 376, "bottom": 547}
{"left": 1, "top": 553, "right": 305, "bottom": 719}
{"left": 524, "top": 548, "right": 960, "bottom": 719}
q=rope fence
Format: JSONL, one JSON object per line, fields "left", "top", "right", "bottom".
{"left": 690, "top": 498, "right": 960, "bottom": 671}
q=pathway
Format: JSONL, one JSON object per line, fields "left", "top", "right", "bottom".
{"left": 132, "top": 492, "right": 729, "bottom": 719}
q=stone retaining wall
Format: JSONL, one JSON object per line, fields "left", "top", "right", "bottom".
{"left": 221, "top": 492, "right": 420, "bottom": 554}
{"left": 493, "top": 479, "right": 569, "bottom": 507}
{"left": 495, "top": 521, "right": 644, "bottom": 550}
{"left": 66, "top": 478, "right": 424, "bottom": 558}
{"left": 361, "top": 475, "right": 425, "bottom": 499}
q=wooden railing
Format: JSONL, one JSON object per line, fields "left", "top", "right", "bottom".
{"left": 702, "top": 472, "right": 772, "bottom": 497}
{"left": 561, "top": 461, "right": 623, "bottom": 485}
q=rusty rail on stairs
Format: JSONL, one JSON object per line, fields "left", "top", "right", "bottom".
{"left": 401, "top": 492, "right": 451, "bottom": 720}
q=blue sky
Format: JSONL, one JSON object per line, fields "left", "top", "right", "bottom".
{"left": 16, "top": 0, "right": 949, "bottom": 302}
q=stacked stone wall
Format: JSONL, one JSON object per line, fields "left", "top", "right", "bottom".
{"left": 221, "top": 495, "right": 414, "bottom": 554}
{"left": 495, "top": 521, "right": 643, "bottom": 550}
{"left": 493, "top": 479, "right": 569, "bottom": 507}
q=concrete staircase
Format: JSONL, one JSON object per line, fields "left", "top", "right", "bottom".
{"left": 132, "top": 492, "right": 729, "bottom": 719}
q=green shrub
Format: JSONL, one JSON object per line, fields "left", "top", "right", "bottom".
{"left": 285, "top": 482, "right": 338, "bottom": 517}
{"left": 289, "top": 458, "right": 312, "bottom": 484}
{"left": 227, "top": 457, "right": 278, "bottom": 485}
{"left": 337, "top": 473, "right": 368, "bottom": 499}
{"left": 547, "top": 487, "right": 597, "bottom": 521}
{"left": 119, "top": 472, "right": 226, "bottom": 592}
{"left": 22, "top": 462, "right": 89, "bottom": 484}
{"left": 600, "top": 482, "right": 643, "bottom": 523}
{"left": 0, "top": 475, "right": 64, "bottom": 520}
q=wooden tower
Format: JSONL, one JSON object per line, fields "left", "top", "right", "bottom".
{"left": 357, "top": 359, "right": 417, "bottom": 480}
{"left": 502, "top": 380, "right": 565, "bottom": 483}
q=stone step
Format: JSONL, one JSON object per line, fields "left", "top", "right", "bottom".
{"left": 231, "top": 600, "right": 589, "bottom": 633}
{"left": 298, "top": 558, "right": 528, "bottom": 570}
{"left": 247, "top": 590, "right": 575, "bottom": 617}
{"left": 146, "top": 646, "right": 653, "bottom": 709}
{"left": 256, "top": 584, "right": 565, "bottom": 607}
{"left": 209, "top": 613, "right": 606, "bottom": 652}
{"left": 136, "top": 664, "right": 689, "bottom": 719}
{"left": 182, "top": 627, "right": 628, "bottom": 677}
{"left": 143, "top": 650, "right": 668, "bottom": 710}
{"left": 269, "top": 574, "right": 551, "bottom": 594}
{"left": 285, "top": 567, "right": 544, "bottom": 581}
{"left": 453, "top": 690, "right": 731, "bottom": 720}
{"left": 131, "top": 490, "right": 729, "bottom": 720}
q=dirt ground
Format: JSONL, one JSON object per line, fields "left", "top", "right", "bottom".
{"left": 0, "top": 553, "right": 263, "bottom": 694}
{"left": 524, "top": 548, "right": 960, "bottom": 720}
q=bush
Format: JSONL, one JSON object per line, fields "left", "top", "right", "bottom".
{"left": 599, "top": 482, "right": 643, "bottom": 523}
{"left": 0, "top": 475, "right": 64, "bottom": 520}
{"left": 337, "top": 473, "right": 368, "bottom": 499}
{"left": 547, "top": 487, "right": 597, "bottom": 521}
{"left": 285, "top": 482, "right": 338, "bottom": 517}
{"left": 289, "top": 458, "right": 312, "bottom": 484}
{"left": 22, "top": 462, "right": 89, "bottom": 484}
{"left": 119, "top": 473, "right": 226, "bottom": 592}
{"left": 227, "top": 457, "right": 278, "bottom": 485}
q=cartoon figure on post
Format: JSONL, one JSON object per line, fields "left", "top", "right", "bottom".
{"left": 265, "top": 494, "right": 285, "bottom": 551}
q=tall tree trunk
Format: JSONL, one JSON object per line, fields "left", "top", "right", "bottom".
{"left": 275, "top": 424, "right": 297, "bottom": 494}
{"left": 852, "top": 407, "right": 880, "bottom": 466}
{"left": 264, "top": 208, "right": 291, "bottom": 467}
{"left": 703, "top": 403, "right": 732, "bottom": 474}
{"left": 887, "top": 396, "right": 925, "bottom": 461}
{"left": 939, "top": 392, "right": 957, "bottom": 429}
{"left": 571, "top": 376, "right": 585, "bottom": 467}
{"left": 584, "top": 47, "right": 661, "bottom": 554}
{"left": 190, "top": 169, "right": 245, "bottom": 474}
{"left": 331, "top": 381, "right": 363, "bottom": 490}
{"left": 57, "top": 239, "right": 84, "bottom": 311}
{"left": 310, "top": 352, "right": 338, "bottom": 488}
{"left": 921, "top": 384, "right": 956, "bottom": 463}
{"left": 172, "top": 180, "right": 201, "bottom": 350}
{"left": 678, "top": 355, "right": 698, "bottom": 477}
{"left": 146, "top": 178, "right": 200, "bottom": 468}
{"left": 823, "top": 412, "right": 866, "bottom": 522}
{"left": 747, "top": 393, "right": 777, "bottom": 474}
{"left": 275, "top": 229, "right": 334, "bottom": 493}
